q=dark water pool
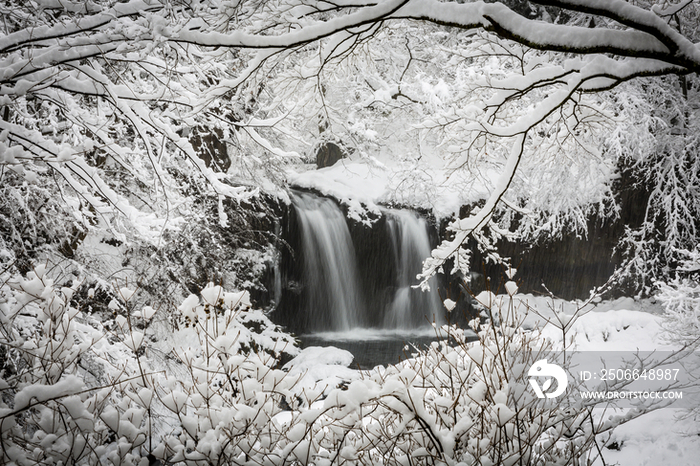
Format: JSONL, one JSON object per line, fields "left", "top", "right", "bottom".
{"left": 299, "top": 328, "right": 478, "bottom": 370}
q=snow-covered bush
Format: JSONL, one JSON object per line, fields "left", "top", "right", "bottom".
{"left": 658, "top": 248, "right": 700, "bottom": 347}
{"left": 0, "top": 263, "right": 299, "bottom": 465}
{"left": 0, "top": 262, "right": 680, "bottom": 465}
{"left": 0, "top": 263, "right": 146, "bottom": 465}
{"left": 281, "top": 291, "right": 601, "bottom": 466}
{"left": 657, "top": 248, "right": 700, "bottom": 423}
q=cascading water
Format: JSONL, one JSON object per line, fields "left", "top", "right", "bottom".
{"left": 277, "top": 190, "right": 446, "bottom": 362}
{"left": 274, "top": 190, "right": 455, "bottom": 367}
{"left": 383, "top": 209, "right": 444, "bottom": 329}
{"left": 292, "top": 191, "right": 363, "bottom": 331}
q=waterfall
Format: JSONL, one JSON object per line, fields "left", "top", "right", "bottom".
{"left": 383, "top": 209, "right": 444, "bottom": 329}
{"left": 280, "top": 190, "right": 444, "bottom": 334}
{"left": 292, "top": 192, "right": 363, "bottom": 331}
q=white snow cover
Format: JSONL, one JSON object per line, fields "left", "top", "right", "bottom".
{"left": 2, "top": 255, "right": 699, "bottom": 465}
{"left": 283, "top": 346, "right": 359, "bottom": 392}
{"left": 271, "top": 293, "right": 700, "bottom": 465}
{"left": 480, "top": 294, "right": 699, "bottom": 465}
{"left": 288, "top": 155, "right": 494, "bottom": 220}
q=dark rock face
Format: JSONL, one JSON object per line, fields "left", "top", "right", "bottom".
{"left": 470, "top": 228, "right": 621, "bottom": 300}
{"left": 315, "top": 142, "right": 345, "bottom": 169}
{"left": 346, "top": 213, "right": 399, "bottom": 326}
{"left": 451, "top": 164, "right": 652, "bottom": 300}
{"left": 189, "top": 126, "right": 231, "bottom": 172}
{"left": 274, "top": 199, "right": 305, "bottom": 330}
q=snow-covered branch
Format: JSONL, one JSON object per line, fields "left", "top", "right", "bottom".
{"left": 2, "top": 0, "right": 699, "bottom": 286}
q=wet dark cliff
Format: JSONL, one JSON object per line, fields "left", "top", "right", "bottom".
{"left": 449, "top": 165, "right": 651, "bottom": 300}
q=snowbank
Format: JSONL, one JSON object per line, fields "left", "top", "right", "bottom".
{"left": 283, "top": 346, "right": 359, "bottom": 392}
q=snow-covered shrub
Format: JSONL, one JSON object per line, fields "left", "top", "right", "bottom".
{"left": 274, "top": 292, "right": 595, "bottom": 466}
{"left": 152, "top": 284, "right": 599, "bottom": 465}
{"left": 0, "top": 263, "right": 299, "bottom": 465}
{"left": 0, "top": 262, "right": 678, "bottom": 465}
{"left": 0, "top": 263, "right": 149, "bottom": 465}
{"left": 658, "top": 248, "right": 700, "bottom": 347}
{"left": 172, "top": 283, "right": 298, "bottom": 364}
{"left": 657, "top": 249, "right": 700, "bottom": 423}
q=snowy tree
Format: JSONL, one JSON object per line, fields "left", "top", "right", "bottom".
{"left": 4, "top": 2, "right": 700, "bottom": 463}
{"left": 170, "top": 0, "right": 700, "bottom": 288}
{"left": 3, "top": 0, "right": 699, "bottom": 287}
{"left": 0, "top": 0, "right": 301, "bottom": 262}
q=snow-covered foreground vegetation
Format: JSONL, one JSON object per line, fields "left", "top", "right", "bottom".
{"left": 2, "top": 262, "right": 698, "bottom": 465}
{"left": 3, "top": 0, "right": 700, "bottom": 464}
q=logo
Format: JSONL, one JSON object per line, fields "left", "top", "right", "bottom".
{"left": 529, "top": 359, "right": 568, "bottom": 399}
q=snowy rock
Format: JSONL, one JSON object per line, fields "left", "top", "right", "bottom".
{"left": 283, "top": 346, "right": 358, "bottom": 391}
{"left": 283, "top": 346, "right": 354, "bottom": 372}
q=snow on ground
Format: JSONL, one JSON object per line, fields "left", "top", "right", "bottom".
{"left": 603, "top": 408, "right": 700, "bottom": 466}
{"left": 516, "top": 294, "right": 700, "bottom": 464}
{"left": 514, "top": 294, "right": 674, "bottom": 351}
{"left": 517, "top": 295, "right": 700, "bottom": 464}
{"left": 554, "top": 297, "right": 700, "bottom": 465}
{"left": 285, "top": 294, "right": 700, "bottom": 465}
